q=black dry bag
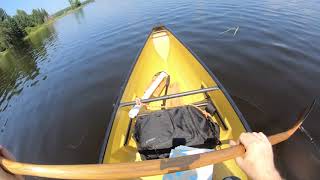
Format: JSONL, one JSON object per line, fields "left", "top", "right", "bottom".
{"left": 134, "top": 105, "right": 220, "bottom": 160}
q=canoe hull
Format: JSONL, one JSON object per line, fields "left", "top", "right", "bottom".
{"left": 99, "top": 26, "right": 251, "bottom": 179}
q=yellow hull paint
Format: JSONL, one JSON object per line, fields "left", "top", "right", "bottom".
{"left": 102, "top": 26, "right": 249, "bottom": 179}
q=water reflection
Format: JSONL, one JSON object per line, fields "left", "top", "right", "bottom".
{"left": 26, "top": 25, "right": 57, "bottom": 61}
{"left": 0, "top": 25, "right": 56, "bottom": 112}
{"left": 74, "top": 8, "right": 85, "bottom": 24}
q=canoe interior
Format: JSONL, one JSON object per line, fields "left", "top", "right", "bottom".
{"left": 103, "top": 27, "right": 248, "bottom": 179}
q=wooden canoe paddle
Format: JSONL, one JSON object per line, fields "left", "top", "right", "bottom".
{"left": 0, "top": 100, "right": 316, "bottom": 180}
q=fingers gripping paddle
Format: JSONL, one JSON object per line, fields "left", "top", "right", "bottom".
{"left": 0, "top": 100, "right": 316, "bottom": 179}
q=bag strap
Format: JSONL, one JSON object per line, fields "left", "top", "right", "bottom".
{"left": 189, "top": 104, "right": 211, "bottom": 119}
{"left": 188, "top": 105, "right": 222, "bottom": 147}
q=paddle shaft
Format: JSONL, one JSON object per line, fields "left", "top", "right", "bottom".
{"left": 0, "top": 126, "right": 298, "bottom": 180}
{"left": 2, "top": 98, "right": 311, "bottom": 179}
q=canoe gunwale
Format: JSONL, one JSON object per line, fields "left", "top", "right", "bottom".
{"left": 98, "top": 25, "right": 252, "bottom": 164}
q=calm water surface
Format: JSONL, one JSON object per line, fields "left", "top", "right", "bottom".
{"left": 0, "top": 0, "right": 319, "bottom": 179}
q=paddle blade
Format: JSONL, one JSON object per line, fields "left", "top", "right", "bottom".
{"left": 268, "top": 98, "right": 318, "bottom": 145}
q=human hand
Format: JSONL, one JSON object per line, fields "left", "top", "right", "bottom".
{"left": 0, "top": 146, "right": 24, "bottom": 180}
{"left": 230, "top": 132, "right": 281, "bottom": 180}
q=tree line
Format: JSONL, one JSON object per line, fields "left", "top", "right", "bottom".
{"left": 53, "top": 0, "right": 82, "bottom": 18}
{"left": 0, "top": 8, "right": 49, "bottom": 52}
{"left": 69, "top": 0, "right": 82, "bottom": 8}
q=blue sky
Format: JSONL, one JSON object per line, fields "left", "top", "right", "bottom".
{"left": 1, "top": 0, "right": 70, "bottom": 15}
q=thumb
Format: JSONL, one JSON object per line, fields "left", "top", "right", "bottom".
{"left": 229, "top": 140, "right": 237, "bottom": 146}
{"left": 235, "top": 156, "right": 244, "bottom": 168}
{"left": 0, "top": 146, "right": 16, "bottom": 161}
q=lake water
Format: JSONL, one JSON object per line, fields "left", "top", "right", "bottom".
{"left": 0, "top": 0, "right": 319, "bottom": 179}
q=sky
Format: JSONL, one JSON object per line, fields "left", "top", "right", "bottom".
{"left": 1, "top": 0, "right": 71, "bottom": 16}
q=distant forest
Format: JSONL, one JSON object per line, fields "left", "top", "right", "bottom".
{"left": 0, "top": 8, "right": 49, "bottom": 52}
{"left": 0, "top": 0, "right": 93, "bottom": 53}
{"left": 53, "top": 0, "right": 93, "bottom": 17}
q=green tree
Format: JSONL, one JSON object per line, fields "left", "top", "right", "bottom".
{"left": 31, "top": 9, "right": 43, "bottom": 25}
{"left": 0, "top": 8, "right": 8, "bottom": 22}
{"left": 30, "top": 9, "right": 49, "bottom": 25}
{"left": 0, "top": 8, "right": 8, "bottom": 51}
{"left": 0, "top": 17, "right": 25, "bottom": 49}
{"left": 41, "top": 8, "right": 49, "bottom": 17}
{"left": 68, "top": 0, "right": 81, "bottom": 8}
{"left": 13, "top": 9, "right": 35, "bottom": 31}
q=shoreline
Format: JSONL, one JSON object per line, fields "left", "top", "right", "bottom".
{"left": 24, "top": 0, "right": 94, "bottom": 39}
{"left": 24, "top": 19, "right": 55, "bottom": 39}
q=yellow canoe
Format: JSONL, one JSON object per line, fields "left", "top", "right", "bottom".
{"left": 100, "top": 26, "right": 251, "bottom": 179}
{"left": 0, "top": 26, "right": 305, "bottom": 180}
